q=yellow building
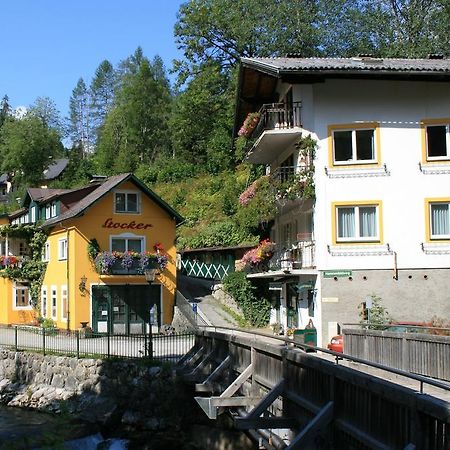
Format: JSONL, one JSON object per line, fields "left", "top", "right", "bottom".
{"left": 0, "top": 173, "right": 182, "bottom": 333}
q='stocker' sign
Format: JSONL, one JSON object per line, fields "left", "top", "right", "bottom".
{"left": 102, "top": 218, "right": 153, "bottom": 230}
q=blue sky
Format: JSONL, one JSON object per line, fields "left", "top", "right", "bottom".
{"left": 1, "top": 0, "right": 186, "bottom": 117}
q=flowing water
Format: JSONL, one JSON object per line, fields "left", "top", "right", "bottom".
{"left": 0, "top": 405, "right": 128, "bottom": 449}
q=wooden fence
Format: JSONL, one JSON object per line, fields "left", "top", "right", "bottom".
{"left": 343, "top": 328, "right": 450, "bottom": 381}
{"left": 180, "top": 259, "right": 233, "bottom": 280}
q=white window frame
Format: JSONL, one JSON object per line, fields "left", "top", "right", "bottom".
{"left": 51, "top": 203, "right": 57, "bottom": 217}
{"left": 335, "top": 204, "right": 380, "bottom": 242}
{"left": 45, "top": 204, "right": 51, "bottom": 219}
{"left": 13, "top": 283, "right": 31, "bottom": 310}
{"left": 110, "top": 233, "right": 145, "bottom": 253}
{"left": 51, "top": 285, "right": 57, "bottom": 320}
{"left": 42, "top": 241, "right": 50, "bottom": 262}
{"left": 426, "top": 123, "right": 450, "bottom": 161}
{"left": 429, "top": 202, "right": 450, "bottom": 240}
{"left": 114, "top": 190, "right": 141, "bottom": 214}
{"left": 332, "top": 128, "right": 377, "bottom": 165}
{"left": 61, "top": 285, "right": 68, "bottom": 322}
{"left": 58, "top": 238, "right": 68, "bottom": 260}
{"left": 31, "top": 206, "right": 36, "bottom": 223}
{"left": 41, "top": 286, "right": 48, "bottom": 318}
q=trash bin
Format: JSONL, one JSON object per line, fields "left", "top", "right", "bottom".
{"left": 293, "top": 328, "right": 317, "bottom": 351}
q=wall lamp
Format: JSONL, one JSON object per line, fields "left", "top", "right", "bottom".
{"left": 144, "top": 268, "right": 159, "bottom": 283}
{"left": 79, "top": 275, "right": 87, "bottom": 293}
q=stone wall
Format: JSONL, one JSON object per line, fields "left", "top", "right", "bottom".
{"left": 0, "top": 348, "right": 178, "bottom": 429}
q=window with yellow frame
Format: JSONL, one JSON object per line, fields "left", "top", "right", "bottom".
{"left": 425, "top": 199, "right": 450, "bottom": 241}
{"left": 421, "top": 119, "right": 450, "bottom": 163}
{"left": 328, "top": 123, "right": 381, "bottom": 167}
{"left": 332, "top": 201, "right": 382, "bottom": 244}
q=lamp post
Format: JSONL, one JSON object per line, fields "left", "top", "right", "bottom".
{"left": 144, "top": 269, "right": 158, "bottom": 359}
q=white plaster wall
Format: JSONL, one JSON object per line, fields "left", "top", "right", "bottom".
{"left": 295, "top": 78, "right": 450, "bottom": 271}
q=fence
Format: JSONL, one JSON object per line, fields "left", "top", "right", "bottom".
{"left": 0, "top": 325, "right": 195, "bottom": 362}
{"left": 343, "top": 326, "right": 450, "bottom": 381}
{"left": 180, "top": 259, "right": 232, "bottom": 280}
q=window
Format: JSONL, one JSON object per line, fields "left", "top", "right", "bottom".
{"left": 41, "top": 286, "right": 48, "bottom": 317}
{"left": 51, "top": 203, "right": 57, "bottom": 217}
{"left": 329, "top": 123, "right": 379, "bottom": 166}
{"left": 31, "top": 206, "right": 36, "bottom": 223}
{"left": 51, "top": 286, "right": 57, "bottom": 319}
{"left": 61, "top": 286, "right": 68, "bottom": 321}
{"left": 114, "top": 192, "right": 140, "bottom": 213}
{"left": 334, "top": 203, "right": 381, "bottom": 243}
{"left": 58, "top": 238, "right": 67, "bottom": 260}
{"left": 19, "top": 241, "right": 27, "bottom": 256}
{"left": 42, "top": 241, "right": 50, "bottom": 261}
{"left": 111, "top": 236, "right": 143, "bottom": 253}
{"left": 428, "top": 201, "right": 450, "bottom": 240}
{"left": 14, "top": 284, "right": 30, "bottom": 309}
{"left": 425, "top": 122, "right": 450, "bottom": 160}
{"left": 45, "top": 204, "right": 51, "bottom": 219}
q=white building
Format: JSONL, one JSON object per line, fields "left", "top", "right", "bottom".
{"left": 234, "top": 56, "right": 450, "bottom": 345}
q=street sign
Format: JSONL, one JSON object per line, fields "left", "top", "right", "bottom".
{"left": 192, "top": 303, "right": 198, "bottom": 313}
{"left": 323, "top": 270, "right": 352, "bottom": 278}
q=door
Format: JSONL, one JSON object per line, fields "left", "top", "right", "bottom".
{"left": 92, "top": 285, "right": 161, "bottom": 334}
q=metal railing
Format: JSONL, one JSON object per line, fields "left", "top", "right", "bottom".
{"left": 0, "top": 324, "right": 195, "bottom": 362}
{"left": 342, "top": 324, "right": 450, "bottom": 381}
{"left": 250, "top": 101, "right": 302, "bottom": 142}
{"left": 270, "top": 240, "right": 315, "bottom": 270}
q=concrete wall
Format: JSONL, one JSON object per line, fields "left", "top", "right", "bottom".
{"left": 320, "top": 268, "right": 450, "bottom": 344}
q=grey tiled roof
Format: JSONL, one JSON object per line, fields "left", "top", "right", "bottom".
{"left": 43, "top": 158, "right": 69, "bottom": 180}
{"left": 241, "top": 56, "right": 450, "bottom": 75}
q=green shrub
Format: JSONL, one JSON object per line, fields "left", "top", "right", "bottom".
{"left": 222, "top": 271, "right": 271, "bottom": 327}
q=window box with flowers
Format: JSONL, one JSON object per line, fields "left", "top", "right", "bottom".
{"left": 94, "top": 244, "right": 168, "bottom": 276}
{"left": 240, "top": 239, "right": 276, "bottom": 273}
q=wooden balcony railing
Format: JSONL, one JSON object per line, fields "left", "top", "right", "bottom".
{"left": 250, "top": 101, "right": 302, "bottom": 142}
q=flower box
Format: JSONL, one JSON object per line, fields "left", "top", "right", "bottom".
{"left": 94, "top": 251, "right": 167, "bottom": 276}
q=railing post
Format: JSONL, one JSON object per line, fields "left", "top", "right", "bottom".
{"left": 42, "top": 327, "right": 46, "bottom": 356}
{"left": 144, "top": 331, "right": 148, "bottom": 358}
{"left": 14, "top": 326, "right": 18, "bottom": 352}
{"left": 76, "top": 330, "right": 80, "bottom": 359}
{"left": 107, "top": 331, "right": 110, "bottom": 358}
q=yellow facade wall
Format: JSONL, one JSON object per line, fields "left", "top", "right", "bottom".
{"left": 41, "top": 181, "right": 177, "bottom": 330}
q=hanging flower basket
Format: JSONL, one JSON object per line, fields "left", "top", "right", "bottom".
{"left": 238, "top": 112, "right": 261, "bottom": 138}
{"left": 94, "top": 251, "right": 168, "bottom": 275}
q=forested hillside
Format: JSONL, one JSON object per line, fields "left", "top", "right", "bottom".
{"left": 0, "top": 0, "right": 448, "bottom": 249}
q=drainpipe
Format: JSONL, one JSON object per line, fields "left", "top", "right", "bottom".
{"left": 60, "top": 223, "right": 70, "bottom": 331}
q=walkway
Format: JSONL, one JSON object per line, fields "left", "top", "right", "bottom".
{"left": 177, "top": 274, "right": 239, "bottom": 328}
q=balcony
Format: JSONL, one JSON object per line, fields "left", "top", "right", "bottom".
{"left": 271, "top": 240, "right": 315, "bottom": 271}
{"left": 246, "top": 102, "right": 303, "bottom": 164}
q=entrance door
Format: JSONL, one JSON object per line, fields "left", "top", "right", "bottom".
{"left": 92, "top": 285, "right": 161, "bottom": 334}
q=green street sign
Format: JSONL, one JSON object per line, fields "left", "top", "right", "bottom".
{"left": 323, "top": 270, "right": 352, "bottom": 278}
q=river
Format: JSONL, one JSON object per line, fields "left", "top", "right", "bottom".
{"left": 0, "top": 405, "right": 128, "bottom": 449}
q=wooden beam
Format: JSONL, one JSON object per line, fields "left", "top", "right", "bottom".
{"left": 286, "top": 401, "right": 334, "bottom": 449}
{"left": 234, "top": 417, "right": 297, "bottom": 430}
{"left": 220, "top": 363, "right": 253, "bottom": 398}
{"left": 184, "top": 349, "right": 214, "bottom": 382}
{"left": 245, "top": 379, "right": 285, "bottom": 419}
{"left": 196, "top": 355, "right": 231, "bottom": 391}
{"left": 195, "top": 396, "right": 262, "bottom": 420}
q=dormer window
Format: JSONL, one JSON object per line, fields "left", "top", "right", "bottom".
{"left": 115, "top": 192, "right": 140, "bottom": 214}
{"left": 45, "top": 202, "right": 58, "bottom": 219}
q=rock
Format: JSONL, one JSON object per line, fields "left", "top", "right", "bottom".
{"left": 122, "top": 410, "right": 140, "bottom": 426}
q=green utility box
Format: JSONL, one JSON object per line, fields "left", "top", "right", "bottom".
{"left": 293, "top": 328, "right": 317, "bottom": 351}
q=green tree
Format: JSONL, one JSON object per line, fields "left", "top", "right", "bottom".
{"left": 0, "top": 116, "right": 62, "bottom": 186}
{"left": 0, "top": 95, "right": 12, "bottom": 129}
{"left": 68, "top": 78, "right": 92, "bottom": 156}
{"left": 96, "top": 58, "right": 172, "bottom": 173}
{"left": 28, "top": 96, "right": 64, "bottom": 135}
{"left": 90, "top": 60, "right": 116, "bottom": 139}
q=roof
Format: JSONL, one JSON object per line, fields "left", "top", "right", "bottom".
{"left": 180, "top": 244, "right": 255, "bottom": 254}
{"left": 240, "top": 56, "right": 450, "bottom": 78}
{"left": 27, "top": 188, "right": 71, "bottom": 203}
{"left": 43, "top": 173, "right": 184, "bottom": 227}
{"left": 43, "top": 158, "right": 69, "bottom": 180}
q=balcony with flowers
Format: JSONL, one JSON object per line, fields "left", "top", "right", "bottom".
{"left": 235, "top": 102, "right": 303, "bottom": 164}
{"left": 238, "top": 239, "right": 276, "bottom": 273}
